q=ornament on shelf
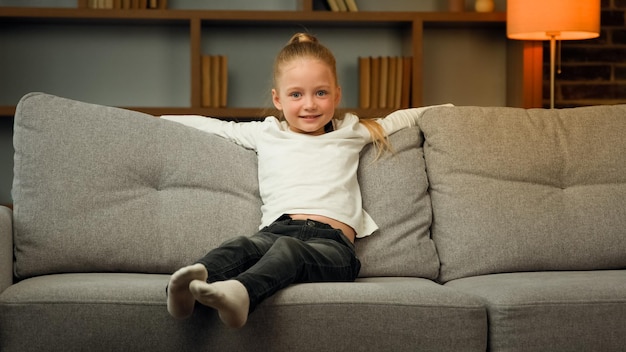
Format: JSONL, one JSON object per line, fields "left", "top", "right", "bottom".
{"left": 474, "top": 0, "right": 494, "bottom": 12}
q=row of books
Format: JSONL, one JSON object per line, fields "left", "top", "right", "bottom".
{"left": 200, "top": 54, "right": 410, "bottom": 110}
{"left": 201, "top": 56, "right": 229, "bottom": 108}
{"left": 327, "top": 0, "right": 359, "bottom": 12}
{"left": 359, "top": 56, "right": 412, "bottom": 110}
{"left": 83, "top": 0, "right": 167, "bottom": 9}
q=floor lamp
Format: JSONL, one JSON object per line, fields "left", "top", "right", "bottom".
{"left": 507, "top": 0, "right": 600, "bottom": 108}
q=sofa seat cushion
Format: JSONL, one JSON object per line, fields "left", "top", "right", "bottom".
{"left": 0, "top": 275, "right": 487, "bottom": 352}
{"left": 419, "top": 105, "right": 626, "bottom": 282}
{"left": 12, "top": 92, "right": 439, "bottom": 279}
{"left": 445, "top": 270, "right": 626, "bottom": 351}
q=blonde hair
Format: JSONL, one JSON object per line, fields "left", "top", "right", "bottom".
{"left": 273, "top": 33, "right": 392, "bottom": 159}
{"left": 274, "top": 33, "right": 338, "bottom": 88}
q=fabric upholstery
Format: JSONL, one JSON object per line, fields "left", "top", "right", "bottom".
{"left": 357, "top": 126, "right": 439, "bottom": 278}
{"left": 419, "top": 106, "right": 626, "bottom": 282}
{"left": 12, "top": 93, "right": 262, "bottom": 278}
{"left": 11, "top": 93, "right": 439, "bottom": 279}
{"left": 5, "top": 94, "right": 626, "bottom": 352}
{"left": 0, "top": 274, "right": 487, "bottom": 352}
{"left": 445, "top": 271, "right": 626, "bottom": 351}
{"left": 0, "top": 206, "right": 12, "bottom": 292}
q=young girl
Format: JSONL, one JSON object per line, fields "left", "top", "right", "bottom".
{"left": 163, "top": 33, "right": 446, "bottom": 328}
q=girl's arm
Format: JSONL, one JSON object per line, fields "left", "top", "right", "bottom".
{"left": 161, "top": 115, "right": 224, "bottom": 131}
{"left": 378, "top": 104, "right": 453, "bottom": 135}
{"left": 161, "top": 115, "right": 258, "bottom": 150}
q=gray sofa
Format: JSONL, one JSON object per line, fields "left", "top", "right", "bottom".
{"left": 1, "top": 92, "right": 625, "bottom": 351}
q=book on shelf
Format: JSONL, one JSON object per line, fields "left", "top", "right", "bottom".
{"left": 388, "top": 57, "right": 397, "bottom": 109}
{"left": 202, "top": 55, "right": 229, "bottom": 108}
{"left": 370, "top": 57, "right": 380, "bottom": 109}
{"left": 80, "top": 0, "right": 167, "bottom": 9}
{"left": 379, "top": 56, "right": 388, "bottom": 108}
{"left": 359, "top": 56, "right": 412, "bottom": 110}
{"left": 344, "top": 0, "right": 359, "bottom": 12}
{"left": 336, "top": 0, "right": 348, "bottom": 12}
{"left": 219, "top": 56, "right": 228, "bottom": 108}
{"left": 327, "top": 0, "right": 358, "bottom": 12}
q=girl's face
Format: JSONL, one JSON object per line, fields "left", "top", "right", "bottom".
{"left": 272, "top": 58, "right": 341, "bottom": 136}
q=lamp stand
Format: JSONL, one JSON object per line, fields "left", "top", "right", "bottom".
{"left": 549, "top": 33, "right": 558, "bottom": 109}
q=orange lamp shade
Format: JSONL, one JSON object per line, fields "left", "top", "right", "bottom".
{"left": 507, "top": 0, "right": 600, "bottom": 40}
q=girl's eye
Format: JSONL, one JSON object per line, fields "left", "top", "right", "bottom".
{"left": 290, "top": 92, "right": 302, "bottom": 99}
{"left": 316, "top": 90, "right": 328, "bottom": 97}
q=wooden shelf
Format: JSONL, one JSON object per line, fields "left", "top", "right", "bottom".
{"left": 0, "top": 7, "right": 504, "bottom": 24}
{"left": 0, "top": 107, "right": 15, "bottom": 118}
{"left": 0, "top": 105, "right": 396, "bottom": 121}
{"left": 0, "top": 4, "right": 546, "bottom": 206}
{"left": 0, "top": 7, "right": 520, "bottom": 120}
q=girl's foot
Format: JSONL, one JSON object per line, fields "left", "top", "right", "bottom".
{"left": 189, "top": 279, "right": 250, "bottom": 329}
{"left": 166, "top": 264, "right": 208, "bottom": 319}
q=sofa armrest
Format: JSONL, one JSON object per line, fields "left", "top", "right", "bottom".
{"left": 0, "top": 206, "right": 13, "bottom": 293}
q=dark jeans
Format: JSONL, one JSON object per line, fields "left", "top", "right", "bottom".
{"left": 195, "top": 215, "right": 361, "bottom": 313}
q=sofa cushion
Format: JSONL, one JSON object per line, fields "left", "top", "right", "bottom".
{"left": 13, "top": 93, "right": 263, "bottom": 278}
{"left": 445, "top": 271, "right": 626, "bottom": 351}
{"left": 0, "top": 274, "right": 487, "bottom": 351}
{"left": 0, "top": 206, "right": 11, "bottom": 292}
{"left": 12, "top": 93, "right": 439, "bottom": 279}
{"left": 419, "top": 105, "right": 626, "bottom": 282}
{"left": 357, "top": 126, "right": 439, "bottom": 278}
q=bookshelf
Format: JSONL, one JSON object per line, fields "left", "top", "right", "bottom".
{"left": 0, "top": 4, "right": 541, "bottom": 119}
{"left": 0, "top": 1, "right": 543, "bottom": 205}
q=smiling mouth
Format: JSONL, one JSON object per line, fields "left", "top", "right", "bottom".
{"left": 300, "top": 115, "right": 321, "bottom": 119}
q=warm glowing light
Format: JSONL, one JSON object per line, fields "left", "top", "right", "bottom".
{"left": 507, "top": 0, "right": 600, "bottom": 41}
{"left": 507, "top": 0, "right": 600, "bottom": 108}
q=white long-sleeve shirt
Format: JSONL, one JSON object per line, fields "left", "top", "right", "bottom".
{"left": 162, "top": 105, "right": 448, "bottom": 238}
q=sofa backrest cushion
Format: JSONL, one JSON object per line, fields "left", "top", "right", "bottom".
{"left": 357, "top": 127, "right": 439, "bottom": 278}
{"left": 12, "top": 93, "right": 439, "bottom": 279}
{"left": 13, "top": 93, "right": 263, "bottom": 278}
{"left": 419, "top": 105, "right": 626, "bottom": 282}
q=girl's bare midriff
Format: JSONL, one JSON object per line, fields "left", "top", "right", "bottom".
{"left": 288, "top": 214, "right": 356, "bottom": 243}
